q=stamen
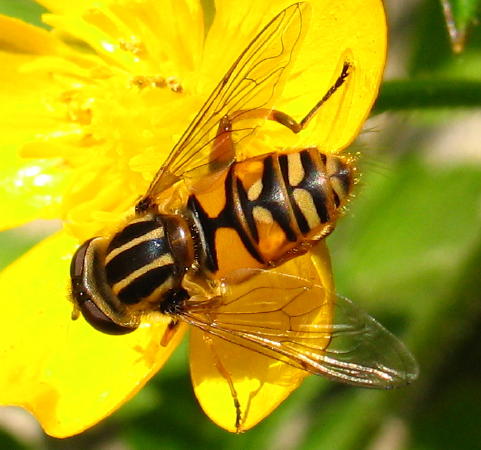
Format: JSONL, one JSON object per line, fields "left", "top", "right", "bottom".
{"left": 61, "top": 90, "right": 94, "bottom": 125}
{"left": 130, "top": 75, "right": 183, "bottom": 93}
{"left": 119, "top": 37, "right": 146, "bottom": 57}
{"left": 166, "top": 77, "right": 183, "bottom": 93}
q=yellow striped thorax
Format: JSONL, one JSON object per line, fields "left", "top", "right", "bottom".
{"left": 70, "top": 213, "right": 194, "bottom": 334}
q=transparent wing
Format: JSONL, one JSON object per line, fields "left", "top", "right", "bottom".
{"left": 181, "top": 268, "right": 418, "bottom": 389}
{"left": 141, "top": 3, "right": 308, "bottom": 198}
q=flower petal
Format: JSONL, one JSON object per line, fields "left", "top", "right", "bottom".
{"left": 283, "top": 0, "right": 387, "bottom": 152}
{"left": 2, "top": 2, "right": 207, "bottom": 236}
{"left": 190, "top": 243, "right": 335, "bottom": 432}
{"left": 0, "top": 17, "right": 58, "bottom": 153}
{"left": 0, "top": 231, "right": 186, "bottom": 437}
{"left": 40, "top": 0, "right": 204, "bottom": 77}
{"left": 0, "top": 157, "right": 67, "bottom": 231}
{"left": 201, "top": 0, "right": 295, "bottom": 95}
{"left": 34, "top": 1, "right": 83, "bottom": 13}
{"left": 205, "top": 0, "right": 386, "bottom": 152}
{"left": 0, "top": 32, "right": 67, "bottom": 230}
{"left": 0, "top": 14, "right": 55, "bottom": 54}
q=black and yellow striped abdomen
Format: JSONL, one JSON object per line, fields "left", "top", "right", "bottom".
{"left": 187, "top": 148, "right": 354, "bottom": 279}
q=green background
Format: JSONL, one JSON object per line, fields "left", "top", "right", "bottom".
{"left": 1, "top": 0, "right": 481, "bottom": 449}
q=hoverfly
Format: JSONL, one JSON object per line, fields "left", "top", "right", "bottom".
{"left": 70, "top": 2, "right": 418, "bottom": 430}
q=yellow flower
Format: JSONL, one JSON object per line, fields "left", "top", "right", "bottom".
{"left": 0, "top": 0, "right": 386, "bottom": 438}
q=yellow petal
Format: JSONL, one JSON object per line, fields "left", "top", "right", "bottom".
{"left": 0, "top": 231, "right": 186, "bottom": 437}
{"left": 41, "top": 0, "right": 204, "bottom": 76}
{"left": 0, "top": 19, "right": 59, "bottom": 154}
{"left": 0, "top": 49, "right": 67, "bottom": 230}
{"left": 206, "top": 0, "right": 386, "bottom": 152}
{"left": 201, "top": 0, "right": 295, "bottom": 93}
{"left": 0, "top": 158, "right": 67, "bottom": 231}
{"left": 190, "top": 243, "right": 335, "bottom": 432}
{"left": 190, "top": 328, "right": 305, "bottom": 432}
{"left": 34, "top": 0, "right": 82, "bottom": 13}
{"left": 0, "top": 14, "right": 55, "bottom": 54}
{"left": 2, "top": 2, "right": 207, "bottom": 236}
{"left": 283, "top": 0, "right": 387, "bottom": 152}
{"left": 0, "top": 54, "right": 56, "bottom": 229}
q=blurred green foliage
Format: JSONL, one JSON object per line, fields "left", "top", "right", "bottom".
{"left": 440, "top": 0, "right": 481, "bottom": 52}
{"left": 448, "top": 0, "right": 481, "bottom": 29}
{"left": 1, "top": 0, "right": 481, "bottom": 449}
{"left": 0, "top": 0, "right": 45, "bottom": 27}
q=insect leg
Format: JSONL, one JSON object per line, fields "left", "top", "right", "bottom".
{"left": 160, "top": 319, "right": 180, "bottom": 347}
{"left": 206, "top": 61, "right": 351, "bottom": 176}
{"left": 203, "top": 333, "right": 243, "bottom": 432}
{"left": 71, "top": 303, "right": 80, "bottom": 320}
{"left": 225, "top": 61, "right": 352, "bottom": 135}
{"left": 209, "top": 115, "right": 235, "bottom": 169}
{"left": 284, "top": 60, "right": 352, "bottom": 132}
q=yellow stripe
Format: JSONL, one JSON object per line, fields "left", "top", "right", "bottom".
{"left": 288, "top": 152, "right": 304, "bottom": 186}
{"left": 247, "top": 179, "right": 263, "bottom": 201}
{"left": 293, "top": 188, "right": 321, "bottom": 229}
{"left": 105, "top": 226, "right": 164, "bottom": 264}
{"left": 253, "top": 206, "right": 274, "bottom": 225}
{"left": 141, "top": 280, "right": 176, "bottom": 306}
{"left": 112, "top": 253, "right": 173, "bottom": 294}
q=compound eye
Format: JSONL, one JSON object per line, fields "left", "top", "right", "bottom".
{"left": 78, "top": 297, "right": 136, "bottom": 335}
{"left": 70, "top": 238, "right": 137, "bottom": 335}
{"left": 70, "top": 239, "right": 93, "bottom": 279}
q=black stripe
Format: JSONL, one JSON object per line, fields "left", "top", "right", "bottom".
{"left": 298, "top": 150, "right": 330, "bottom": 223}
{"left": 331, "top": 157, "right": 352, "bottom": 197}
{"left": 187, "top": 195, "right": 219, "bottom": 273}
{"left": 333, "top": 191, "right": 341, "bottom": 208}
{"left": 117, "top": 265, "right": 174, "bottom": 304}
{"left": 279, "top": 154, "right": 310, "bottom": 234}
{"left": 219, "top": 166, "right": 264, "bottom": 262}
{"left": 320, "top": 153, "right": 327, "bottom": 166}
{"left": 107, "top": 220, "right": 161, "bottom": 252}
{"left": 236, "top": 177, "right": 259, "bottom": 243}
{"left": 257, "top": 156, "right": 297, "bottom": 241}
{"left": 105, "top": 238, "right": 168, "bottom": 285}
{"left": 278, "top": 153, "right": 289, "bottom": 184}
{"left": 187, "top": 166, "right": 265, "bottom": 271}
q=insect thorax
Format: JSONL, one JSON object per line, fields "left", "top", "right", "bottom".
{"left": 70, "top": 212, "right": 194, "bottom": 334}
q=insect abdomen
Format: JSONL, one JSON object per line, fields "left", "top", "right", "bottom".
{"left": 233, "top": 148, "right": 341, "bottom": 261}
{"left": 187, "top": 148, "right": 353, "bottom": 277}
